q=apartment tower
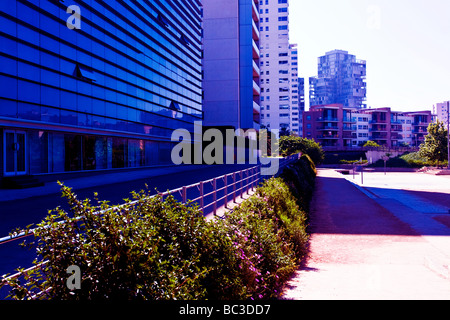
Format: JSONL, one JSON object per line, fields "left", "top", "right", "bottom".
{"left": 310, "top": 50, "right": 367, "bottom": 109}
{"left": 202, "top": 0, "right": 261, "bottom": 131}
{"left": 258, "top": 0, "right": 302, "bottom": 136}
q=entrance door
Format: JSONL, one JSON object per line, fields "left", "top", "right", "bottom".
{"left": 4, "top": 130, "right": 27, "bottom": 176}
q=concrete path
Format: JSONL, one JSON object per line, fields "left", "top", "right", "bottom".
{"left": 282, "top": 169, "right": 450, "bottom": 300}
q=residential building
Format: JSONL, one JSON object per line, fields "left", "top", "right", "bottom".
{"left": 407, "top": 111, "right": 434, "bottom": 147}
{"left": 0, "top": 0, "right": 203, "bottom": 181}
{"left": 309, "top": 50, "right": 367, "bottom": 109}
{"left": 303, "top": 105, "right": 434, "bottom": 149}
{"left": 296, "top": 77, "right": 305, "bottom": 136}
{"left": 303, "top": 104, "right": 355, "bottom": 148}
{"left": 435, "top": 101, "right": 450, "bottom": 126}
{"left": 258, "top": 0, "right": 301, "bottom": 135}
{"left": 353, "top": 114, "right": 370, "bottom": 147}
{"left": 202, "top": 0, "right": 261, "bottom": 131}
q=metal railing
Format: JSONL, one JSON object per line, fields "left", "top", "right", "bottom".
{"left": 0, "top": 155, "right": 299, "bottom": 290}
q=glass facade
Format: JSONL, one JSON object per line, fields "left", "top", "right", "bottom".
{"left": 0, "top": 0, "right": 203, "bottom": 177}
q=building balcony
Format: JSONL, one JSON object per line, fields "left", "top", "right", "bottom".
{"left": 370, "top": 120, "right": 387, "bottom": 124}
{"left": 252, "top": 0, "right": 259, "bottom": 22}
{"left": 253, "top": 100, "right": 260, "bottom": 114}
{"left": 413, "top": 122, "right": 429, "bottom": 127}
{"left": 318, "top": 125, "right": 339, "bottom": 131}
{"left": 252, "top": 19, "right": 259, "bottom": 41}
{"left": 317, "top": 117, "right": 339, "bottom": 122}
{"left": 253, "top": 80, "right": 260, "bottom": 96}
{"left": 252, "top": 39, "right": 260, "bottom": 59}
{"left": 369, "top": 135, "right": 388, "bottom": 140}
{"left": 343, "top": 133, "right": 353, "bottom": 139}
{"left": 317, "top": 134, "right": 339, "bottom": 139}
{"left": 252, "top": 60, "right": 260, "bottom": 77}
{"left": 369, "top": 128, "right": 388, "bottom": 132}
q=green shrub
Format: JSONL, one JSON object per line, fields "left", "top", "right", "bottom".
{"left": 363, "top": 140, "right": 381, "bottom": 148}
{"left": 280, "top": 155, "right": 316, "bottom": 213}
{"left": 2, "top": 160, "right": 315, "bottom": 300}
{"left": 279, "top": 136, "right": 324, "bottom": 165}
{"left": 2, "top": 185, "right": 218, "bottom": 300}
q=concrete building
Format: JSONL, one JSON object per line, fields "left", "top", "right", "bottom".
{"left": 258, "top": 0, "right": 301, "bottom": 135}
{"left": 303, "top": 105, "right": 434, "bottom": 149}
{"left": 202, "top": 0, "right": 261, "bottom": 131}
{"left": 435, "top": 101, "right": 450, "bottom": 126}
{"left": 303, "top": 104, "right": 355, "bottom": 148}
{"left": 0, "top": 0, "right": 203, "bottom": 183}
{"left": 309, "top": 50, "right": 367, "bottom": 109}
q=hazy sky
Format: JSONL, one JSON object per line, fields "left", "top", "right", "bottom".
{"left": 289, "top": 0, "right": 450, "bottom": 111}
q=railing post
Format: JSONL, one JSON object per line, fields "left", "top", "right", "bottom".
{"left": 182, "top": 186, "right": 187, "bottom": 204}
{"left": 224, "top": 174, "right": 228, "bottom": 208}
{"left": 240, "top": 170, "right": 244, "bottom": 197}
{"left": 246, "top": 169, "right": 250, "bottom": 195}
{"left": 199, "top": 181, "right": 204, "bottom": 213}
{"left": 213, "top": 178, "right": 217, "bottom": 216}
{"left": 233, "top": 172, "right": 236, "bottom": 203}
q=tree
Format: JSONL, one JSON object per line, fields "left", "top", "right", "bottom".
{"left": 363, "top": 140, "right": 381, "bottom": 148}
{"left": 419, "top": 121, "right": 448, "bottom": 166}
{"left": 279, "top": 135, "right": 324, "bottom": 165}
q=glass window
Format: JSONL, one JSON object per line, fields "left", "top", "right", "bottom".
{"left": 83, "top": 136, "right": 97, "bottom": 170}
{"left": 128, "top": 139, "right": 144, "bottom": 167}
{"left": 112, "top": 137, "right": 127, "bottom": 168}
{"left": 18, "top": 103, "right": 40, "bottom": 120}
{"left": 49, "top": 132, "right": 65, "bottom": 173}
{"left": 41, "top": 106, "right": 60, "bottom": 123}
{"left": 0, "top": 76, "right": 18, "bottom": 100}
{"left": 0, "top": 55, "right": 17, "bottom": 76}
{"left": 60, "top": 109, "right": 78, "bottom": 125}
{"left": 158, "top": 142, "right": 173, "bottom": 164}
{"left": 41, "top": 86, "right": 60, "bottom": 107}
{"left": 29, "top": 131, "right": 49, "bottom": 174}
{"left": 0, "top": 99, "right": 18, "bottom": 118}
{"left": 18, "top": 81, "right": 40, "bottom": 103}
{"left": 64, "top": 134, "right": 82, "bottom": 172}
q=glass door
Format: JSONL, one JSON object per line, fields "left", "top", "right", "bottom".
{"left": 3, "top": 130, "right": 27, "bottom": 176}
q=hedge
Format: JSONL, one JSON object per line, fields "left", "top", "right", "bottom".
{"left": 1, "top": 156, "right": 316, "bottom": 300}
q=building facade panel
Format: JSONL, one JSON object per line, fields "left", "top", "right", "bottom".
{"left": 203, "top": 0, "right": 261, "bottom": 130}
{"left": 0, "top": 0, "right": 203, "bottom": 178}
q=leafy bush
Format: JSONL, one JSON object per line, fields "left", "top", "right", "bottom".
{"left": 2, "top": 186, "right": 218, "bottom": 300}
{"left": 280, "top": 155, "right": 316, "bottom": 213}
{"left": 2, "top": 160, "right": 315, "bottom": 300}
{"left": 339, "top": 159, "right": 368, "bottom": 164}
{"left": 368, "top": 152, "right": 449, "bottom": 168}
{"left": 363, "top": 140, "right": 381, "bottom": 148}
{"left": 279, "top": 136, "right": 325, "bottom": 165}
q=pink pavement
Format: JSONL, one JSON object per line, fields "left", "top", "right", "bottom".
{"left": 282, "top": 169, "right": 450, "bottom": 300}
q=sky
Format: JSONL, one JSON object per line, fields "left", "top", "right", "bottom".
{"left": 288, "top": 0, "right": 450, "bottom": 112}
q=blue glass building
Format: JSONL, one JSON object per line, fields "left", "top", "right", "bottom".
{"left": 0, "top": 0, "right": 203, "bottom": 180}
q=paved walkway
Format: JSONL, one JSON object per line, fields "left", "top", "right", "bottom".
{"left": 282, "top": 169, "right": 450, "bottom": 300}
